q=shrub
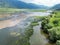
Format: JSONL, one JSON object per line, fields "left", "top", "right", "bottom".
{"left": 51, "top": 12, "right": 55, "bottom": 14}
{"left": 25, "top": 29, "right": 33, "bottom": 37}
{"left": 53, "top": 20, "right": 59, "bottom": 26}
{"left": 49, "top": 15, "right": 53, "bottom": 17}
{"left": 43, "top": 23, "right": 53, "bottom": 33}
{"left": 41, "top": 19, "right": 49, "bottom": 29}
{"left": 48, "top": 29, "right": 56, "bottom": 43}
{"left": 16, "top": 36, "right": 30, "bottom": 45}
{"left": 48, "top": 27, "right": 60, "bottom": 43}
{"left": 56, "top": 40, "right": 60, "bottom": 45}
{"left": 31, "top": 22, "right": 39, "bottom": 26}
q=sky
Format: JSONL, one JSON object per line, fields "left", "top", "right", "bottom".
{"left": 20, "top": 0, "right": 60, "bottom": 7}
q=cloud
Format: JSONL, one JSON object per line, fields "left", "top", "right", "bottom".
{"left": 19, "top": 0, "right": 60, "bottom": 6}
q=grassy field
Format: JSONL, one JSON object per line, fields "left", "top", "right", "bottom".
{"left": 26, "top": 9, "right": 47, "bottom": 12}
{"left": 0, "top": 8, "right": 47, "bottom": 14}
{"left": 0, "top": 8, "right": 21, "bottom": 14}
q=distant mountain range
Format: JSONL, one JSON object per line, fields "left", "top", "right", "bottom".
{"left": 0, "top": 0, "right": 48, "bottom": 9}
{"left": 51, "top": 4, "right": 60, "bottom": 10}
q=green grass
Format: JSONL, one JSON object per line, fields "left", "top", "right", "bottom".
{"left": 26, "top": 9, "right": 47, "bottom": 12}
{"left": 31, "top": 22, "right": 39, "bottom": 26}
{"left": 0, "top": 8, "right": 47, "bottom": 14}
{"left": 47, "top": 11, "right": 60, "bottom": 27}
{"left": 0, "top": 8, "right": 21, "bottom": 14}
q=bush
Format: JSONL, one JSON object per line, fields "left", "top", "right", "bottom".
{"left": 41, "top": 19, "right": 49, "bottom": 29}
{"left": 31, "top": 22, "right": 39, "bottom": 26}
{"left": 51, "top": 12, "right": 57, "bottom": 14}
{"left": 26, "top": 25, "right": 33, "bottom": 30}
{"left": 49, "top": 15, "right": 53, "bottom": 17}
{"left": 51, "top": 12, "right": 55, "bottom": 14}
{"left": 56, "top": 40, "right": 60, "bottom": 45}
{"left": 25, "top": 29, "right": 33, "bottom": 37}
{"left": 53, "top": 20, "right": 59, "bottom": 26}
{"left": 48, "top": 29, "right": 56, "bottom": 43}
{"left": 43, "top": 24, "right": 53, "bottom": 33}
{"left": 16, "top": 36, "right": 30, "bottom": 45}
{"left": 48, "top": 27, "right": 60, "bottom": 43}
{"left": 41, "top": 17, "right": 46, "bottom": 20}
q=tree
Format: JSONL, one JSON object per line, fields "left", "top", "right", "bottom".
{"left": 41, "top": 19, "right": 48, "bottom": 29}
{"left": 53, "top": 20, "right": 59, "bottom": 26}
{"left": 43, "top": 24, "right": 53, "bottom": 33}
{"left": 48, "top": 27, "right": 60, "bottom": 43}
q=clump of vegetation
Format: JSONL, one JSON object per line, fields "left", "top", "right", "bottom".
{"left": 16, "top": 25, "right": 33, "bottom": 45}
{"left": 56, "top": 40, "right": 60, "bottom": 45}
{"left": 41, "top": 17, "right": 52, "bottom": 33}
{"left": 53, "top": 20, "right": 59, "bottom": 26}
{"left": 41, "top": 11, "right": 60, "bottom": 44}
{"left": 30, "top": 16, "right": 42, "bottom": 26}
{"left": 0, "top": 8, "right": 21, "bottom": 14}
{"left": 31, "top": 22, "right": 39, "bottom": 26}
{"left": 48, "top": 27, "right": 60, "bottom": 42}
{"left": 41, "top": 19, "right": 48, "bottom": 29}
{"left": 43, "top": 23, "right": 53, "bottom": 33}
{"left": 25, "top": 25, "right": 33, "bottom": 38}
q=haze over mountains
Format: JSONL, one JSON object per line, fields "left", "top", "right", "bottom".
{"left": 0, "top": 0, "right": 48, "bottom": 9}
{"left": 0, "top": 0, "right": 60, "bottom": 10}
{"left": 51, "top": 4, "right": 60, "bottom": 10}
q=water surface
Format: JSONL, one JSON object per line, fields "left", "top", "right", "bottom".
{"left": 0, "top": 11, "right": 51, "bottom": 45}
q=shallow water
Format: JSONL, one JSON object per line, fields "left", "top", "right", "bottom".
{"left": 0, "top": 12, "right": 50, "bottom": 29}
{"left": 30, "top": 22, "right": 48, "bottom": 45}
{"left": 0, "top": 12, "right": 51, "bottom": 45}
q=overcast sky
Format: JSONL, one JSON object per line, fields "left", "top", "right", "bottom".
{"left": 19, "top": 0, "right": 60, "bottom": 7}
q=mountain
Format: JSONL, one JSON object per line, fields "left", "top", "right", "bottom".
{"left": 0, "top": 0, "right": 48, "bottom": 9}
{"left": 51, "top": 4, "right": 60, "bottom": 10}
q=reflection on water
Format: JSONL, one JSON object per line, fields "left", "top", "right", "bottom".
{"left": 0, "top": 12, "right": 51, "bottom": 45}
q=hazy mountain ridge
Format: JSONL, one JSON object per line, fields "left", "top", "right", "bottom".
{"left": 0, "top": 0, "right": 48, "bottom": 9}
{"left": 51, "top": 4, "right": 60, "bottom": 10}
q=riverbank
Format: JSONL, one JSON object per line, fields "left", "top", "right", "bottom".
{"left": 0, "top": 11, "right": 50, "bottom": 29}
{"left": 0, "top": 11, "right": 51, "bottom": 45}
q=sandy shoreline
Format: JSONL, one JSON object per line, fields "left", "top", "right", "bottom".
{"left": 0, "top": 14, "right": 26, "bottom": 29}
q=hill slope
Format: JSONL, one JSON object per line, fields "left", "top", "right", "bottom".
{"left": 0, "top": 0, "right": 48, "bottom": 9}
{"left": 51, "top": 4, "right": 60, "bottom": 10}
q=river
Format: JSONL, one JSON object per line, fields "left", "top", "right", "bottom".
{"left": 30, "top": 22, "right": 48, "bottom": 45}
{"left": 0, "top": 11, "right": 51, "bottom": 45}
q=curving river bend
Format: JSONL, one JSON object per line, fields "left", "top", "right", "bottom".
{"left": 0, "top": 11, "right": 51, "bottom": 45}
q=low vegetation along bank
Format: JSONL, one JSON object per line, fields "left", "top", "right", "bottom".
{"left": 41, "top": 11, "right": 60, "bottom": 45}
